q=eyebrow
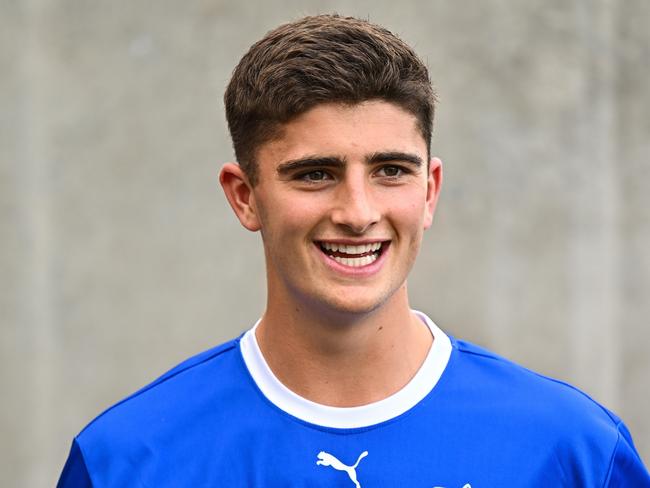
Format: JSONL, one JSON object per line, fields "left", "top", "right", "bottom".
{"left": 366, "top": 151, "right": 424, "bottom": 167}
{"left": 276, "top": 156, "right": 346, "bottom": 176}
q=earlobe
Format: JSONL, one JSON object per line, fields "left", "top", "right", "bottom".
{"left": 219, "top": 163, "right": 261, "bottom": 231}
{"left": 423, "top": 157, "right": 443, "bottom": 229}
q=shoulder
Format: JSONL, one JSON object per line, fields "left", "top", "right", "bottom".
{"left": 444, "top": 337, "right": 650, "bottom": 484}
{"left": 447, "top": 337, "right": 622, "bottom": 427}
{"left": 76, "top": 337, "right": 246, "bottom": 452}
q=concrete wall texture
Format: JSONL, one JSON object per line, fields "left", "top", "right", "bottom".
{"left": 1, "top": 0, "right": 648, "bottom": 485}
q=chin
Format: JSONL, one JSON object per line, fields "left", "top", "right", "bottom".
{"left": 312, "top": 289, "right": 394, "bottom": 318}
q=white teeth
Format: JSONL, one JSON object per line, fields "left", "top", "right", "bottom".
{"left": 333, "top": 253, "right": 378, "bottom": 267}
{"left": 339, "top": 244, "right": 354, "bottom": 254}
{"left": 320, "top": 242, "right": 383, "bottom": 255}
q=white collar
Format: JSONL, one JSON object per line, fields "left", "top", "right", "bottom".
{"left": 239, "top": 310, "right": 452, "bottom": 429}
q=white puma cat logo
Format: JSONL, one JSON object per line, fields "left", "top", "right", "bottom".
{"left": 316, "top": 450, "right": 368, "bottom": 488}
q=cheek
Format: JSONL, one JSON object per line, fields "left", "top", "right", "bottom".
{"left": 285, "top": 195, "right": 322, "bottom": 223}
{"left": 382, "top": 191, "right": 429, "bottom": 227}
{"left": 260, "top": 194, "right": 323, "bottom": 237}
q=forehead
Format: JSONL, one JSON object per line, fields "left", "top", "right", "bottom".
{"left": 256, "top": 101, "right": 428, "bottom": 168}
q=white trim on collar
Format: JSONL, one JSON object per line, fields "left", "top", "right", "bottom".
{"left": 239, "top": 310, "right": 452, "bottom": 429}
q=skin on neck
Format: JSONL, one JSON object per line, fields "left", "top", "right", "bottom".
{"left": 255, "top": 279, "right": 433, "bottom": 408}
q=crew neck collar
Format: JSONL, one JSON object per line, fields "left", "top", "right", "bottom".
{"left": 239, "top": 310, "right": 452, "bottom": 429}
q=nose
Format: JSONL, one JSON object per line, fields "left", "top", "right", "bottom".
{"left": 330, "top": 174, "right": 380, "bottom": 234}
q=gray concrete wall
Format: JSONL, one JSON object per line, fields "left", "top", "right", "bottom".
{"left": 1, "top": 1, "right": 648, "bottom": 485}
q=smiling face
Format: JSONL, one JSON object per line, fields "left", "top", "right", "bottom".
{"left": 221, "top": 101, "right": 442, "bottom": 318}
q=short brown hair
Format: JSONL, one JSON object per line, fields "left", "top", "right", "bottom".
{"left": 224, "top": 14, "right": 436, "bottom": 185}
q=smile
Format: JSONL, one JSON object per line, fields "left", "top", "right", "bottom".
{"left": 317, "top": 241, "right": 386, "bottom": 268}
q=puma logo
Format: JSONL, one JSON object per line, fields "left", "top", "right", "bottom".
{"left": 316, "top": 450, "right": 368, "bottom": 488}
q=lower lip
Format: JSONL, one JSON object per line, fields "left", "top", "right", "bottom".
{"left": 315, "top": 242, "right": 390, "bottom": 277}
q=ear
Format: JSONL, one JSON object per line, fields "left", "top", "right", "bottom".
{"left": 423, "top": 157, "right": 443, "bottom": 229}
{"left": 219, "top": 163, "right": 261, "bottom": 231}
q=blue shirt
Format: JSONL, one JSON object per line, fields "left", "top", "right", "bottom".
{"left": 58, "top": 312, "right": 650, "bottom": 487}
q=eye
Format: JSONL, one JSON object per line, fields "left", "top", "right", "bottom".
{"left": 298, "top": 170, "right": 331, "bottom": 182}
{"left": 376, "top": 165, "right": 407, "bottom": 178}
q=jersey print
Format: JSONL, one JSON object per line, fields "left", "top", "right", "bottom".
{"left": 316, "top": 450, "right": 368, "bottom": 487}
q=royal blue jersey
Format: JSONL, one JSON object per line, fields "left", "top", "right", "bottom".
{"left": 58, "top": 312, "right": 650, "bottom": 487}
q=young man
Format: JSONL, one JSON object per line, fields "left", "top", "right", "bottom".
{"left": 58, "top": 15, "right": 649, "bottom": 487}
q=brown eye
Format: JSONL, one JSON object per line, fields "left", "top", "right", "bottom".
{"left": 378, "top": 166, "right": 403, "bottom": 177}
{"left": 297, "top": 170, "right": 332, "bottom": 183}
{"left": 307, "top": 170, "right": 327, "bottom": 180}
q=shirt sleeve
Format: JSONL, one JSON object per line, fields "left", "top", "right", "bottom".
{"left": 604, "top": 422, "right": 650, "bottom": 486}
{"left": 57, "top": 438, "right": 93, "bottom": 488}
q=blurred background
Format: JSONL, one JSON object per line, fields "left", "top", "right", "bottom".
{"left": 1, "top": 0, "right": 649, "bottom": 485}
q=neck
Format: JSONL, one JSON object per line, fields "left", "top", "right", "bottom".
{"left": 255, "top": 286, "right": 433, "bottom": 407}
